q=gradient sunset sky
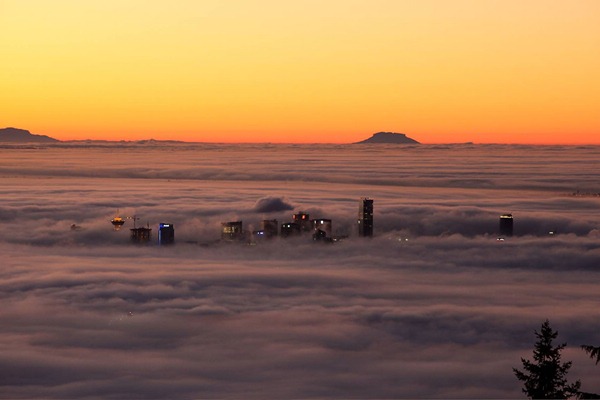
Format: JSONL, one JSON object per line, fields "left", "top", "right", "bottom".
{"left": 1, "top": 0, "right": 599, "bottom": 144}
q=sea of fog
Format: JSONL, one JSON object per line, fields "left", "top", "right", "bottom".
{"left": 1, "top": 142, "right": 600, "bottom": 398}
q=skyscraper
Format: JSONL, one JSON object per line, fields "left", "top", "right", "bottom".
{"left": 358, "top": 198, "right": 373, "bottom": 237}
{"left": 312, "top": 218, "right": 332, "bottom": 240}
{"left": 280, "top": 222, "right": 301, "bottom": 237}
{"left": 252, "top": 220, "right": 278, "bottom": 242}
{"left": 261, "top": 219, "right": 278, "bottom": 238}
{"left": 158, "top": 223, "right": 175, "bottom": 245}
{"left": 130, "top": 226, "right": 152, "bottom": 243}
{"left": 293, "top": 212, "right": 312, "bottom": 233}
{"left": 221, "top": 221, "right": 244, "bottom": 241}
{"left": 499, "top": 213, "right": 513, "bottom": 236}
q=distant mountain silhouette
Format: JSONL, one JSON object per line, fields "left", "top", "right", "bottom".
{"left": 0, "top": 127, "right": 59, "bottom": 143}
{"left": 354, "top": 132, "right": 419, "bottom": 144}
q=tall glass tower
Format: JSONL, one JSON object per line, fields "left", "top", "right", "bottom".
{"left": 358, "top": 198, "right": 374, "bottom": 237}
{"left": 158, "top": 223, "right": 175, "bottom": 245}
{"left": 499, "top": 214, "right": 514, "bottom": 237}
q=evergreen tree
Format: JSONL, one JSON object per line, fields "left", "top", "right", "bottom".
{"left": 579, "top": 345, "right": 600, "bottom": 398}
{"left": 581, "top": 345, "right": 600, "bottom": 365}
{"left": 513, "top": 320, "right": 581, "bottom": 399}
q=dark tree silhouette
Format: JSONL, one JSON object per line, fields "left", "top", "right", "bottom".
{"left": 578, "top": 345, "right": 600, "bottom": 399}
{"left": 581, "top": 345, "right": 600, "bottom": 365}
{"left": 514, "top": 320, "right": 581, "bottom": 399}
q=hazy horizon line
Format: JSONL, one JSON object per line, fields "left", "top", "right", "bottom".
{"left": 29, "top": 138, "right": 600, "bottom": 146}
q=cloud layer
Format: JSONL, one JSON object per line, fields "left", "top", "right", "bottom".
{"left": 253, "top": 196, "right": 295, "bottom": 213}
{"left": 1, "top": 143, "right": 600, "bottom": 398}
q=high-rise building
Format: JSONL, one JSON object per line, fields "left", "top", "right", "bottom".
{"left": 313, "top": 228, "right": 328, "bottom": 241}
{"left": 261, "top": 219, "right": 278, "bottom": 238}
{"left": 293, "top": 212, "right": 312, "bottom": 233}
{"left": 130, "top": 226, "right": 152, "bottom": 243}
{"left": 281, "top": 222, "right": 301, "bottom": 237}
{"left": 311, "top": 218, "right": 333, "bottom": 242}
{"left": 312, "top": 218, "right": 332, "bottom": 238}
{"left": 499, "top": 213, "right": 514, "bottom": 236}
{"left": 158, "top": 223, "right": 175, "bottom": 245}
{"left": 252, "top": 220, "right": 278, "bottom": 242}
{"left": 358, "top": 198, "right": 373, "bottom": 237}
{"left": 221, "top": 221, "right": 244, "bottom": 241}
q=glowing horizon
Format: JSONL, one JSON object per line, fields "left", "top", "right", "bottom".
{"left": 1, "top": 0, "right": 599, "bottom": 144}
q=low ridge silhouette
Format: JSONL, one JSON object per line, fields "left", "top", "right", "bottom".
{"left": 354, "top": 132, "right": 419, "bottom": 144}
{"left": 0, "top": 127, "right": 59, "bottom": 143}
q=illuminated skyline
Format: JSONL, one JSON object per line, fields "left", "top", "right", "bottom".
{"left": 1, "top": 0, "right": 599, "bottom": 143}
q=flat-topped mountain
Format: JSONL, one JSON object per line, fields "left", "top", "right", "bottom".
{"left": 354, "top": 132, "right": 419, "bottom": 144}
{"left": 0, "top": 127, "right": 59, "bottom": 143}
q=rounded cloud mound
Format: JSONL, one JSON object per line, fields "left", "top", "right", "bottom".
{"left": 254, "top": 196, "right": 295, "bottom": 213}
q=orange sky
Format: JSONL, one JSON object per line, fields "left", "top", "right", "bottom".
{"left": 1, "top": 0, "right": 599, "bottom": 144}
